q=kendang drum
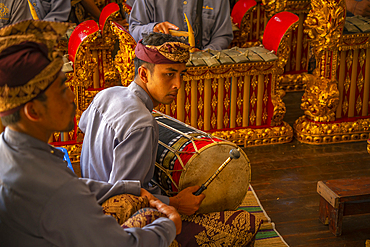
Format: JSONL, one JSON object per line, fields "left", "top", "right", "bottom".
{"left": 152, "top": 110, "right": 251, "bottom": 214}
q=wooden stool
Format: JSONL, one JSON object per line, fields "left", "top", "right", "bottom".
{"left": 317, "top": 177, "right": 370, "bottom": 236}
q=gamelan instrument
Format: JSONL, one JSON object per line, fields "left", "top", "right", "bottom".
{"left": 344, "top": 16, "right": 370, "bottom": 33}
{"left": 151, "top": 110, "right": 251, "bottom": 214}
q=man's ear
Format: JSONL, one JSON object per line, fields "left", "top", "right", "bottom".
{"left": 138, "top": 66, "right": 149, "bottom": 84}
{"left": 23, "top": 101, "right": 41, "bottom": 122}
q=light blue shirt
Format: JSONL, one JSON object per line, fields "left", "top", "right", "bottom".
{"left": 28, "top": 0, "right": 71, "bottom": 21}
{"left": 129, "top": 0, "right": 233, "bottom": 50}
{"left": 0, "top": 128, "right": 176, "bottom": 247}
{"left": 79, "top": 82, "right": 170, "bottom": 204}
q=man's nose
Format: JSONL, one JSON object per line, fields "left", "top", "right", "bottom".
{"left": 173, "top": 75, "right": 182, "bottom": 89}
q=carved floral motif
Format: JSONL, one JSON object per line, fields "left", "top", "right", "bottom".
{"left": 304, "top": 0, "right": 346, "bottom": 55}
{"left": 262, "top": 0, "right": 288, "bottom": 19}
{"left": 300, "top": 74, "right": 339, "bottom": 122}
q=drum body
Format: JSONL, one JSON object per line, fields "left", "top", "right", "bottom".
{"left": 153, "top": 111, "right": 251, "bottom": 214}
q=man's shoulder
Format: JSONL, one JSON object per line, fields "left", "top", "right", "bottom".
{"left": 92, "top": 86, "right": 134, "bottom": 109}
{"left": 88, "top": 86, "right": 154, "bottom": 131}
{"left": 93, "top": 86, "right": 146, "bottom": 112}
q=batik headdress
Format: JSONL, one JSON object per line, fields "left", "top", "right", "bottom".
{"left": 0, "top": 20, "right": 70, "bottom": 116}
{"left": 135, "top": 39, "right": 190, "bottom": 64}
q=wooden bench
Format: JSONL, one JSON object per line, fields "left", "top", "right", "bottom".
{"left": 317, "top": 177, "right": 370, "bottom": 236}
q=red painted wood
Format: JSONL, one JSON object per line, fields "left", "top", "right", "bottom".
{"left": 262, "top": 11, "right": 299, "bottom": 54}
{"left": 68, "top": 20, "right": 99, "bottom": 63}
{"left": 99, "top": 2, "right": 120, "bottom": 36}
{"left": 231, "top": 0, "right": 257, "bottom": 29}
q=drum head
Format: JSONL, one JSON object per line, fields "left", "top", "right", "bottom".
{"left": 178, "top": 142, "right": 250, "bottom": 214}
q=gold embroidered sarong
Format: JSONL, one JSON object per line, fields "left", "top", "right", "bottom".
{"left": 102, "top": 194, "right": 261, "bottom": 247}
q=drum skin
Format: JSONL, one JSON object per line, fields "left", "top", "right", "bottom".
{"left": 179, "top": 142, "right": 251, "bottom": 214}
{"left": 153, "top": 111, "right": 251, "bottom": 214}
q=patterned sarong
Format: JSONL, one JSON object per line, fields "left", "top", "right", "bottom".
{"left": 102, "top": 194, "right": 262, "bottom": 247}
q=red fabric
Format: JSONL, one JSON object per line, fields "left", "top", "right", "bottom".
{"left": 171, "top": 137, "right": 223, "bottom": 192}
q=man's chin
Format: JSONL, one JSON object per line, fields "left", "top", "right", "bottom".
{"left": 164, "top": 96, "right": 177, "bottom": 105}
{"left": 63, "top": 121, "right": 75, "bottom": 132}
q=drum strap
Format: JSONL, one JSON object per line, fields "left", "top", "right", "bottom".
{"left": 194, "top": 0, "right": 204, "bottom": 50}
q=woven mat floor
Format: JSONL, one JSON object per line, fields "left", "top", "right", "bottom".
{"left": 237, "top": 185, "right": 289, "bottom": 247}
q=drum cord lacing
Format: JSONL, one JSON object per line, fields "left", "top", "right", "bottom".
{"left": 154, "top": 162, "right": 181, "bottom": 191}
{"left": 154, "top": 111, "right": 229, "bottom": 195}
{"left": 150, "top": 179, "right": 178, "bottom": 196}
{"left": 156, "top": 119, "right": 222, "bottom": 155}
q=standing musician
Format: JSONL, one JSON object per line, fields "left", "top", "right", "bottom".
{"left": 0, "top": 0, "right": 33, "bottom": 28}
{"left": 0, "top": 21, "right": 181, "bottom": 247}
{"left": 0, "top": 0, "right": 71, "bottom": 28}
{"left": 79, "top": 32, "right": 261, "bottom": 246}
{"left": 128, "top": 0, "right": 233, "bottom": 50}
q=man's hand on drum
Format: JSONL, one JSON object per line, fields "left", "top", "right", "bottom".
{"left": 140, "top": 188, "right": 157, "bottom": 201}
{"left": 169, "top": 185, "right": 206, "bottom": 215}
{"left": 153, "top": 22, "right": 179, "bottom": 34}
{"left": 150, "top": 199, "right": 182, "bottom": 235}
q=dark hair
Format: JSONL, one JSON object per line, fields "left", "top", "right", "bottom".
{"left": 0, "top": 92, "right": 47, "bottom": 126}
{"left": 134, "top": 32, "right": 188, "bottom": 77}
{"left": 1, "top": 110, "right": 21, "bottom": 126}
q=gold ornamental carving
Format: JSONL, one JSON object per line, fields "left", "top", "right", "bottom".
{"left": 304, "top": 0, "right": 346, "bottom": 56}
{"left": 300, "top": 75, "right": 339, "bottom": 122}
{"left": 285, "top": 0, "right": 311, "bottom": 13}
{"left": 262, "top": 0, "right": 288, "bottom": 20}
{"left": 110, "top": 23, "right": 136, "bottom": 87}
{"left": 239, "top": 6, "right": 255, "bottom": 40}
{"left": 294, "top": 117, "right": 370, "bottom": 145}
{"left": 278, "top": 73, "right": 307, "bottom": 91}
{"left": 171, "top": 101, "right": 176, "bottom": 115}
{"left": 212, "top": 122, "right": 293, "bottom": 147}
{"left": 271, "top": 90, "right": 286, "bottom": 126}
{"left": 72, "top": 34, "right": 99, "bottom": 88}
{"left": 275, "top": 25, "right": 297, "bottom": 73}
{"left": 340, "top": 35, "right": 370, "bottom": 51}
{"left": 183, "top": 62, "right": 278, "bottom": 82}
{"left": 294, "top": 0, "right": 370, "bottom": 146}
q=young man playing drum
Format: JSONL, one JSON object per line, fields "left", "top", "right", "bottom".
{"left": 79, "top": 32, "right": 206, "bottom": 215}
{"left": 79, "top": 32, "right": 261, "bottom": 246}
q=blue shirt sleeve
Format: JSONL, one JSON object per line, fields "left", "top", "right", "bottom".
{"left": 109, "top": 127, "right": 170, "bottom": 205}
{"left": 78, "top": 178, "right": 142, "bottom": 204}
{"left": 39, "top": 178, "right": 176, "bottom": 247}
{"left": 129, "top": 0, "right": 158, "bottom": 42}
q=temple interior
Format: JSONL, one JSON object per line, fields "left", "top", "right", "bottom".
{"left": 1, "top": 0, "right": 370, "bottom": 246}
